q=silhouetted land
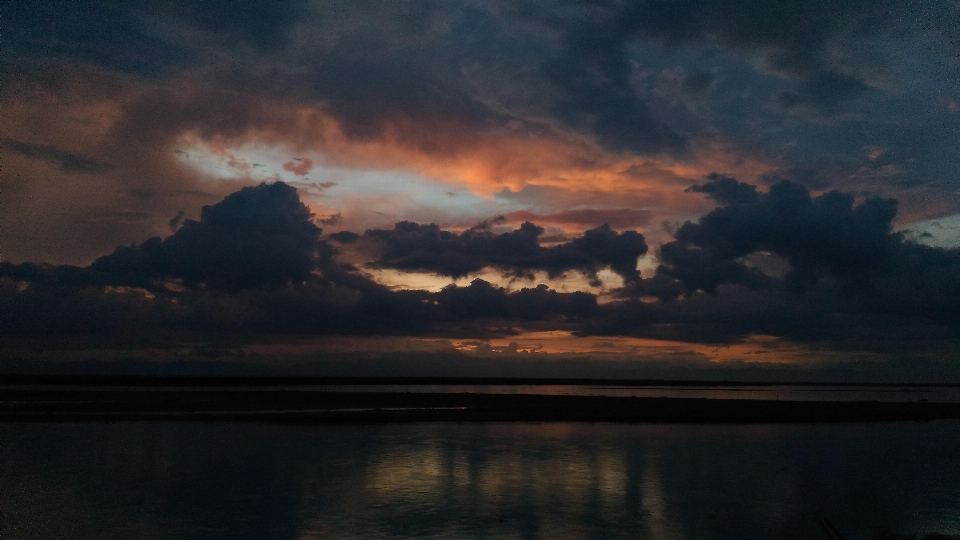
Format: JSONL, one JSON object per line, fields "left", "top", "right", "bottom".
{"left": 6, "top": 374, "right": 960, "bottom": 387}
{"left": 3, "top": 375, "right": 960, "bottom": 423}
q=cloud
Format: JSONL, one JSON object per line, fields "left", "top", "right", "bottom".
{"left": 0, "top": 183, "right": 601, "bottom": 340}
{"left": 282, "top": 158, "right": 314, "bottom": 176}
{"left": 502, "top": 209, "right": 651, "bottom": 229}
{"left": 148, "top": 0, "right": 310, "bottom": 51}
{"left": 541, "top": 20, "right": 688, "bottom": 154}
{"left": 168, "top": 210, "right": 186, "bottom": 231}
{"left": 684, "top": 72, "right": 715, "bottom": 94}
{"left": 4, "top": 1, "right": 960, "bottom": 364}
{"left": 596, "top": 0, "right": 909, "bottom": 75}
{"left": 85, "top": 182, "right": 323, "bottom": 292}
{"left": 686, "top": 173, "right": 759, "bottom": 205}
{"left": 668, "top": 177, "right": 901, "bottom": 290}
{"left": 6, "top": 0, "right": 956, "bottom": 271}
{"left": 776, "top": 71, "right": 876, "bottom": 113}
{"left": 2, "top": 180, "right": 960, "bottom": 364}
{"left": 364, "top": 220, "right": 648, "bottom": 285}
{"left": 1, "top": 139, "right": 114, "bottom": 174}
{"left": 596, "top": 175, "right": 960, "bottom": 345}
{"left": 85, "top": 211, "right": 155, "bottom": 225}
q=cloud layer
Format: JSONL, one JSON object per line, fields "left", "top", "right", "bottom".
{"left": 3, "top": 1, "right": 960, "bottom": 375}
{"left": 3, "top": 0, "right": 959, "bottom": 265}
{"left": 358, "top": 220, "right": 647, "bottom": 285}
{"left": 2, "top": 180, "right": 958, "bottom": 366}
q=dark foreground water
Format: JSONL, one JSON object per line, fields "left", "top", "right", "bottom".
{"left": 2, "top": 421, "right": 959, "bottom": 540}
{"left": 14, "top": 383, "right": 960, "bottom": 402}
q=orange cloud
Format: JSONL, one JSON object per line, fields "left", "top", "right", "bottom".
{"left": 460, "top": 331, "right": 817, "bottom": 364}
{"left": 282, "top": 157, "right": 314, "bottom": 176}
{"left": 0, "top": 65, "right": 807, "bottom": 265}
{"left": 229, "top": 106, "right": 783, "bottom": 226}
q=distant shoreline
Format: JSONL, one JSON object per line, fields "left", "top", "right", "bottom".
{"left": 4, "top": 374, "right": 960, "bottom": 387}
{"left": 3, "top": 380, "right": 960, "bottom": 423}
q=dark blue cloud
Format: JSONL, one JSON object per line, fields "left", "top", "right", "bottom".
{"left": 1, "top": 180, "right": 959, "bottom": 355}
{"left": 365, "top": 220, "right": 648, "bottom": 285}
{"left": 87, "top": 182, "right": 322, "bottom": 292}
{"left": 615, "top": 176, "right": 960, "bottom": 344}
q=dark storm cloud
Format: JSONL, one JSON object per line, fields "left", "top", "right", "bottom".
{"left": 685, "top": 173, "right": 759, "bottom": 205}
{"left": 300, "top": 43, "right": 500, "bottom": 144}
{"left": 0, "top": 183, "right": 321, "bottom": 293}
{"left": 668, "top": 177, "right": 902, "bottom": 291}
{"left": 0, "top": 183, "right": 599, "bottom": 338}
{"left": 87, "top": 182, "right": 322, "bottom": 292}
{"left": 587, "top": 0, "right": 903, "bottom": 72}
{"left": 757, "top": 168, "right": 830, "bottom": 190}
{"left": 541, "top": 18, "right": 688, "bottom": 154}
{"left": 3, "top": 0, "right": 308, "bottom": 75}
{"left": 4, "top": 0, "right": 960, "bottom": 360}
{"left": 509, "top": 0, "right": 913, "bottom": 137}
{"left": 2, "top": 140, "right": 114, "bottom": 174}
{"left": 364, "top": 220, "right": 648, "bottom": 285}
{"left": 0, "top": 271, "right": 596, "bottom": 339}
{"left": 428, "top": 279, "right": 596, "bottom": 323}
{"left": 6, "top": 0, "right": 957, "bottom": 209}
{"left": 2, "top": 180, "right": 960, "bottom": 358}
{"left": 596, "top": 175, "right": 960, "bottom": 344}
{"left": 327, "top": 231, "right": 361, "bottom": 244}
{"left": 2, "top": 1, "right": 188, "bottom": 76}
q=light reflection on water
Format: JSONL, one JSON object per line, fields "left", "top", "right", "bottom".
{"left": 299, "top": 384, "right": 960, "bottom": 402}
{"left": 2, "top": 421, "right": 959, "bottom": 540}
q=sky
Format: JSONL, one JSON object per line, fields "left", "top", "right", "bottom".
{"left": 2, "top": 0, "right": 960, "bottom": 378}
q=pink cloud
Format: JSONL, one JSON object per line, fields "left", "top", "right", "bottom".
{"left": 283, "top": 158, "right": 314, "bottom": 176}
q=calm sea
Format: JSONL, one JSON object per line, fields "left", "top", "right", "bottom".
{"left": 2, "top": 421, "right": 959, "bottom": 539}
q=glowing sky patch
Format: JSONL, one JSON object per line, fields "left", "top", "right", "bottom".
{"left": 451, "top": 331, "right": 816, "bottom": 364}
{"left": 903, "top": 214, "right": 960, "bottom": 248}
{"left": 370, "top": 267, "right": 626, "bottom": 294}
{"left": 174, "top": 138, "right": 530, "bottom": 230}
{"left": 173, "top": 138, "right": 657, "bottom": 293}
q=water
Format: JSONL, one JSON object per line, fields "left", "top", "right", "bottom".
{"left": 2, "top": 421, "right": 959, "bottom": 539}
{"left": 297, "top": 384, "right": 960, "bottom": 402}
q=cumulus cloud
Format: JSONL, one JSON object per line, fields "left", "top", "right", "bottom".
{"left": 0, "top": 183, "right": 600, "bottom": 339}
{"left": 666, "top": 176, "right": 902, "bottom": 291}
{"left": 363, "top": 220, "right": 648, "bottom": 285}
{"left": 0, "top": 182, "right": 323, "bottom": 292}
{"left": 1, "top": 179, "right": 960, "bottom": 366}
{"left": 685, "top": 173, "right": 759, "bottom": 205}
{"left": 4, "top": 0, "right": 959, "bottom": 269}
{"left": 4, "top": 0, "right": 960, "bottom": 367}
{"left": 599, "top": 175, "right": 960, "bottom": 345}
{"left": 88, "top": 182, "right": 322, "bottom": 292}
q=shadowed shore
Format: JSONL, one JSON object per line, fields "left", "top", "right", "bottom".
{"left": 5, "top": 374, "right": 960, "bottom": 387}
{"left": 3, "top": 376, "right": 960, "bottom": 423}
